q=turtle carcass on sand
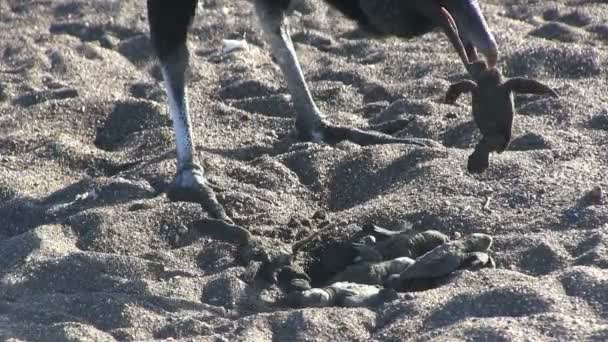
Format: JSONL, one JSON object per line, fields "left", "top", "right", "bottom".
{"left": 287, "top": 282, "right": 399, "bottom": 308}
{"left": 386, "top": 233, "right": 495, "bottom": 291}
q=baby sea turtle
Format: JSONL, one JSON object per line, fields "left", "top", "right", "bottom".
{"left": 288, "top": 282, "right": 398, "bottom": 308}
{"left": 328, "top": 256, "right": 415, "bottom": 285}
{"left": 326, "top": 229, "right": 449, "bottom": 286}
{"left": 445, "top": 60, "right": 559, "bottom": 173}
{"left": 386, "top": 233, "right": 495, "bottom": 291}
{"left": 355, "top": 227, "right": 450, "bottom": 261}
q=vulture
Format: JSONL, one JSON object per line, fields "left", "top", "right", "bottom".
{"left": 145, "top": 0, "right": 498, "bottom": 220}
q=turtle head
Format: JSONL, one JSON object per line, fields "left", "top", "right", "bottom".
{"left": 466, "top": 59, "right": 504, "bottom": 85}
{"left": 466, "top": 59, "right": 489, "bottom": 80}
{"left": 465, "top": 233, "right": 493, "bottom": 251}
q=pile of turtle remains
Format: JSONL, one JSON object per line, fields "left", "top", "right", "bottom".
{"left": 281, "top": 223, "right": 495, "bottom": 308}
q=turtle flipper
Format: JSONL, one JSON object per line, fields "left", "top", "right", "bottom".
{"left": 374, "top": 229, "right": 449, "bottom": 260}
{"left": 465, "top": 233, "right": 493, "bottom": 252}
{"left": 362, "top": 223, "right": 402, "bottom": 238}
{"left": 502, "top": 78, "right": 559, "bottom": 98}
{"left": 296, "top": 282, "right": 393, "bottom": 308}
{"left": 445, "top": 80, "right": 478, "bottom": 104}
{"left": 459, "top": 252, "right": 495, "bottom": 270}
{"left": 388, "top": 233, "right": 494, "bottom": 290}
{"left": 403, "top": 255, "right": 462, "bottom": 281}
{"left": 297, "top": 287, "right": 337, "bottom": 307}
{"left": 352, "top": 243, "right": 384, "bottom": 263}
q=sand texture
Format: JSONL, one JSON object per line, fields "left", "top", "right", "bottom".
{"left": 1, "top": 0, "right": 608, "bottom": 341}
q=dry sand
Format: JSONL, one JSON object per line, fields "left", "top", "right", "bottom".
{"left": 1, "top": 0, "right": 608, "bottom": 341}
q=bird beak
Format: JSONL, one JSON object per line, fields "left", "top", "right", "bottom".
{"left": 436, "top": 6, "right": 470, "bottom": 67}
{"left": 440, "top": 0, "right": 499, "bottom": 68}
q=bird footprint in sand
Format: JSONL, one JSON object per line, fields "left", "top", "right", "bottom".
{"left": 445, "top": 60, "right": 559, "bottom": 173}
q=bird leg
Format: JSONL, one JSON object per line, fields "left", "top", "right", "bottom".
{"left": 254, "top": 0, "right": 438, "bottom": 148}
{"left": 147, "top": 0, "right": 231, "bottom": 221}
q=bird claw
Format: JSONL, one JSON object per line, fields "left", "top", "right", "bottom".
{"left": 167, "top": 167, "right": 296, "bottom": 283}
{"left": 314, "top": 120, "right": 440, "bottom": 148}
{"left": 167, "top": 164, "right": 233, "bottom": 223}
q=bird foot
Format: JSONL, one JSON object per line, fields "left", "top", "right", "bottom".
{"left": 168, "top": 168, "right": 296, "bottom": 281}
{"left": 298, "top": 120, "right": 441, "bottom": 148}
{"left": 167, "top": 164, "right": 232, "bottom": 223}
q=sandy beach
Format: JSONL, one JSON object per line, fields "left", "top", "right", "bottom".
{"left": 1, "top": 0, "right": 607, "bottom": 341}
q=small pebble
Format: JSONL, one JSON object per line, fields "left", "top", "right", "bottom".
{"left": 288, "top": 217, "right": 300, "bottom": 228}
{"left": 318, "top": 220, "right": 331, "bottom": 229}
{"left": 312, "top": 210, "right": 327, "bottom": 220}
{"left": 128, "top": 200, "right": 151, "bottom": 211}
{"left": 222, "top": 39, "right": 248, "bottom": 54}
{"left": 586, "top": 185, "right": 603, "bottom": 205}
{"left": 403, "top": 293, "right": 415, "bottom": 300}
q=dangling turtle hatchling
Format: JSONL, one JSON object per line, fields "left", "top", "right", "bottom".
{"left": 445, "top": 60, "right": 559, "bottom": 173}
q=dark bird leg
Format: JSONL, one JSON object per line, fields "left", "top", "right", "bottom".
{"left": 502, "top": 78, "right": 559, "bottom": 98}
{"left": 147, "top": 1, "right": 288, "bottom": 281}
{"left": 147, "top": 0, "right": 231, "bottom": 222}
{"left": 254, "top": 0, "right": 437, "bottom": 147}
